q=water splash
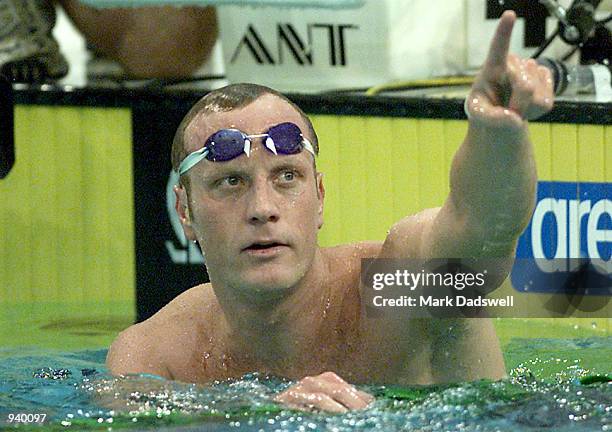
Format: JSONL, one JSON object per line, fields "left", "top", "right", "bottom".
{"left": 1, "top": 339, "right": 610, "bottom": 431}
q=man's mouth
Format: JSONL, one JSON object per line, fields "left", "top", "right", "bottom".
{"left": 243, "top": 241, "right": 287, "bottom": 251}
{"left": 242, "top": 241, "right": 289, "bottom": 255}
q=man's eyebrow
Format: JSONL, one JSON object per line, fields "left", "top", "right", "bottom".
{"left": 191, "top": 165, "right": 246, "bottom": 181}
{"left": 270, "top": 160, "right": 307, "bottom": 171}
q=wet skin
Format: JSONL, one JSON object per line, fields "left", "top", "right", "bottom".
{"left": 177, "top": 96, "right": 325, "bottom": 302}
{"left": 105, "top": 94, "right": 505, "bottom": 386}
{"left": 107, "top": 10, "right": 554, "bottom": 413}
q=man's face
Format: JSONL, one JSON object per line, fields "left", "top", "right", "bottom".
{"left": 175, "top": 94, "right": 324, "bottom": 298}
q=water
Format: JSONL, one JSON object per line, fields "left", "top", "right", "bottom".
{"left": 0, "top": 337, "right": 610, "bottom": 431}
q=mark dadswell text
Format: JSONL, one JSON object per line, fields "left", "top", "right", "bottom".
{"left": 372, "top": 295, "right": 515, "bottom": 308}
{"left": 422, "top": 295, "right": 514, "bottom": 307}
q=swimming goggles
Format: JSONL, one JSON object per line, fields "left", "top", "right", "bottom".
{"left": 177, "top": 122, "right": 316, "bottom": 176}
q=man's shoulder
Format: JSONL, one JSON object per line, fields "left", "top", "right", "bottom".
{"left": 322, "top": 241, "right": 383, "bottom": 262}
{"left": 153, "top": 283, "right": 213, "bottom": 324}
{"left": 106, "top": 283, "right": 214, "bottom": 378}
{"left": 140, "top": 283, "right": 216, "bottom": 345}
{"left": 319, "top": 242, "right": 383, "bottom": 293}
{"left": 105, "top": 318, "right": 168, "bottom": 377}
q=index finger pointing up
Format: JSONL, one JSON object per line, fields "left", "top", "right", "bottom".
{"left": 484, "top": 10, "right": 516, "bottom": 70}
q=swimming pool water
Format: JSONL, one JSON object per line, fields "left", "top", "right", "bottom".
{"left": 0, "top": 336, "right": 610, "bottom": 431}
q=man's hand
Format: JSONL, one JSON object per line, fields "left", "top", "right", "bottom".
{"left": 274, "top": 372, "right": 374, "bottom": 413}
{"left": 466, "top": 10, "right": 554, "bottom": 131}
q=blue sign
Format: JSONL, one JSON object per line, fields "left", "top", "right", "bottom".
{"left": 512, "top": 181, "right": 611, "bottom": 295}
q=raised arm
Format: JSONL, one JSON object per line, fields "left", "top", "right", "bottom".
{"left": 439, "top": 10, "right": 553, "bottom": 258}
{"left": 372, "top": 12, "right": 554, "bottom": 383}
{"left": 383, "top": 11, "right": 554, "bottom": 272}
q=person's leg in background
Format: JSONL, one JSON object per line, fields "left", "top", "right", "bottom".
{"left": 58, "top": 1, "right": 217, "bottom": 79}
{"left": 0, "top": 0, "right": 217, "bottom": 82}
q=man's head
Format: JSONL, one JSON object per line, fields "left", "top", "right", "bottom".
{"left": 172, "top": 84, "right": 325, "bottom": 301}
{"left": 172, "top": 83, "right": 319, "bottom": 186}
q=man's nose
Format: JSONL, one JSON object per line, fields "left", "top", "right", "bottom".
{"left": 246, "top": 178, "right": 280, "bottom": 224}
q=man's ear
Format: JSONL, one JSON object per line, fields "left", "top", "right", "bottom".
{"left": 174, "top": 184, "right": 197, "bottom": 241}
{"left": 316, "top": 172, "right": 325, "bottom": 230}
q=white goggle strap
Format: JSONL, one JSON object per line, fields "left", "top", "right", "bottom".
{"left": 244, "top": 138, "right": 251, "bottom": 157}
{"left": 265, "top": 136, "right": 278, "bottom": 155}
{"left": 302, "top": 138, "right": 316, "bottom": 158}
{"left": 247, "top": 133, "right": 267, "bottom": 156}
{"left": 177, "top": 147, "right": 209, "bottom": 176}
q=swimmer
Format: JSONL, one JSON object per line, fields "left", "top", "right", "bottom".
{"left": 107, "top": 11, "right": 554, "bottom": 413}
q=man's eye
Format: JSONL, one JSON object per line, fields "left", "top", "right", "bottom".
{"left": 219, "top": 176, "right": 241, "bottom": 187}
{"left": 280, "top": 171, "right": 296, "bottom": 182}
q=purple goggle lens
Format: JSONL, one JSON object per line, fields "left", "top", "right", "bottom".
{"left": 205, "top": 128, "right": 247, "bottom": 162}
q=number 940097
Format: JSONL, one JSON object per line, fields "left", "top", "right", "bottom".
{"left": 6, "top": 413, "right": 47, "bottom": 423}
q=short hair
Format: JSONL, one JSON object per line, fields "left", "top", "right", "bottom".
{"left": 171, "top": 83, "right": 319, "bottom": 176}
